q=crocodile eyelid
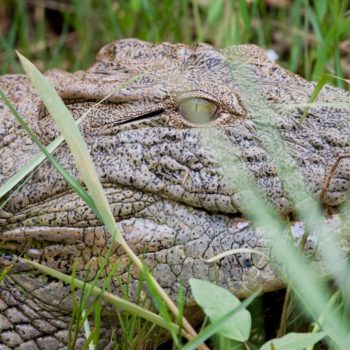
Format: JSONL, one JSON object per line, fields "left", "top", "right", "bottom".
{"left": 175, "top": 88, "right": 245, "bottom": 121}
{"left": 177, "top": 90, "right": 220, "bottom": 104}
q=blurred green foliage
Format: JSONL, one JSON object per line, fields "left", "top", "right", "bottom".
{"left": 1, "top": 0, "right": 350, "bottom": 86}
{"left": 2, "top": 1, "right": 350, "bottom": 349}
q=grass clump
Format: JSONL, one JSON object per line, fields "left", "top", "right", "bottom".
{"left": 1, "top": 0, "right": 350, "bottom": 87}
{"left": 1, "top": 1, "right": 350, "bottom": 349}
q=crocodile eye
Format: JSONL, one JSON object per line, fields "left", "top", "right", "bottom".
{"left": 179, "top": 98, "right": 219, "bottom": 125}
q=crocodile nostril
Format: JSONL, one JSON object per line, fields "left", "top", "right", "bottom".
{"left": 242, "top": 258, "right": 253, "bottom": 268}
{"left": 0, "top": 254, "right": 15, "bottom": 265}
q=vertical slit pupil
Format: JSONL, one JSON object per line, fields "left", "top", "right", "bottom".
{"left": 179, "top": 98, "right": 218, "bottom": 124}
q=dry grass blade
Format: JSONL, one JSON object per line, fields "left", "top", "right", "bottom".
{"left": 17, "top": 52, "right": 206, "bottom": 348}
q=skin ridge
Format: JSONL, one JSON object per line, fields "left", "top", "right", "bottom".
{"left": 0, "top": 38, "right": 350, "bottom": 348}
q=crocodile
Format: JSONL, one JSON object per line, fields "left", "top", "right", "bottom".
{"left": 1, "top": 39, "right": 350, "bottom": 349}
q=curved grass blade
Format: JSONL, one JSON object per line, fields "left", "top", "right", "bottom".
{"left": 182, "top": 289, "right": 261, "bottom": 350}
{"left": 298, "top": 74, "right": 331, "bottom": 126}
{"left": 190, "top": 279, "right": 251, "bottom": 342}
{"left": 17, "top": 51, "right": 121, "bottom": 241}
{"left": 0, "top": 74, "right": 139, "bottom": 204}
{"left": 0, "top": 89, "right": 100, "bottom": 219}
{"left": 17, "top": 52, "right": 204, "bottom": 347}
{"left": 0, "top": 129, "right": 63, "bottom": 203}
{"left": 21, "top": 258, "right": 182, "bottom": 334}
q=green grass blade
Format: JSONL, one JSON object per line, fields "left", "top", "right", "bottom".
{"left": 206, "top": 0, "right": 224, "bottom": 25}
{"left": 16, "top": 52, "right": 200, "bottom": 345}
{"left": 298, "top": 74, "right": 331, "bottom": 126}
{"left": 21, "top": 258, "right": 180, "bottom": 333}
{"left": 143, "top": 266, "right": 180, "bottom": 345}
{"left": 214, "top": 54, "right": 350, "bottom": 346}
{"left": 305, "top": 4, "right": 323, "bottom": 44}
{"left": 17, "top": 51, "right": 121, "bottom": 242}
{"left": 237, "top": 0, "right": 251, "bottom": 41}
{"left": 192, "top": 0, "right": 204, "bottom": 42}
{"left": 81, "top": 309, "right": 94, "bottom": 350}
{"left": 190, "top": 279, "right": 251, "bottom": 341}
{"left": 182, "top": 289, "right": 261, "bottom": 350}
{"left": 0, "top": 124, "right": 63, "bottom": 202}
{"left": 0, "top": 72, "right": 137, "bottom": 204}
{"left": 328, "top": 73, "right": 350, "bottom": 85}
{"left": 0, "top": 88, "right": 100, "bottom": 216}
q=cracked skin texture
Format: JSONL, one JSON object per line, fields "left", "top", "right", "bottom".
{"left": 1, "top": 39, "right": 350, "bottom": 349}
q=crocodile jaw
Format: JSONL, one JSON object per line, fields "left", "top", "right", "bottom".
{"left": 1, "top": 185, "right": 344, "bottom": 304}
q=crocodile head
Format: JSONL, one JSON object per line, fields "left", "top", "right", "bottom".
{"left": 1, "top": 39, "right": 350, "bottom": 348}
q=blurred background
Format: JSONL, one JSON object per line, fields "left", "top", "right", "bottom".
{"left": 1, "top": 0, "right": 350, "bottom": 87}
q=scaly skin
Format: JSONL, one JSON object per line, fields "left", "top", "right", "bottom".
{"left": 0, "top": 39, "right": 350, "bottom": 349}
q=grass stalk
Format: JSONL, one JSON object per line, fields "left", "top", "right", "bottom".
{"left": 21, "top": 257, "right": 187, "bottom": 336}
{"left": 15, "top": 52, "right": 207, "bottom": 349}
